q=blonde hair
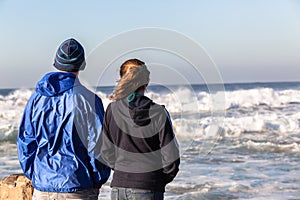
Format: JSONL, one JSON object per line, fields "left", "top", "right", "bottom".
{"left": 109, "top": 59, "right": 150, "bottom": 101}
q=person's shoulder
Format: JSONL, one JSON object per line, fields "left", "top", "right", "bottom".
{"left": 72, "top": 86, "right": 106, "bottom": 112}
{"left": 75, "top": 84, "right": 94, "bottom": 94}
{"left": 74, "top": 85, "right": 102, "bottom": 100}
{"left": 145, "top": 96, "right": 171, "bottom": 121}
{"left": 148, "top": 97, "right": 167, "bottom": 111}
{"left": 27, "top": 90, "right": 40, "bottom": 103}
{"left": 106, "top": 101, "right": 114, "bottom": 111}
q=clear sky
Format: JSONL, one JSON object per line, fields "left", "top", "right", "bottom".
{"left": 0, "top": 0, "right": 300, "bottom": 88}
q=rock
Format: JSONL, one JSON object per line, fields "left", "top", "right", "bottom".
{"left": 0, "top": 174, "right": 33, "bottom": 200}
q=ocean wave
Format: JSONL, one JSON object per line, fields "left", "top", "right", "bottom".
{"left": 240, "top": 139, "right": 300, "bottom": 153}
{"left": 0, "top": 89, "right": 33, "bottom": 141}
{"left": 1, "top": 86, "right": 300, "bottom": 142}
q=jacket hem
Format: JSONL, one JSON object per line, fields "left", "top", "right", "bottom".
{"left": 32, "top": 183, "right": 97, "bottom": 193}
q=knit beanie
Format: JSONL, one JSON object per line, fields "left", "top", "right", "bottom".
{"left": 53, "top": 38, "right": 86, "bottom": 72}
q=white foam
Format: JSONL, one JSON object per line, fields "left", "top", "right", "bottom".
{"left": 225, "top": 88, "right": 298, "bottom": 110}
{"left": 242, "top": 140, "right": 300, "bottom": 153}
{"left": 0, "top": 89, "right": 33, "bottom": 140}
{"left": 2, "top": 87, "right": 300, "bottom": 141}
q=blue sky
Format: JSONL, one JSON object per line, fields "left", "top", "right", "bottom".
{"left": 0, "top": 0, "right": 300, "bottom": 88}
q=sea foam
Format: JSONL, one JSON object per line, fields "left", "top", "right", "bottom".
{"left": 1, "top": 86, "right": 300, "bottom": 142}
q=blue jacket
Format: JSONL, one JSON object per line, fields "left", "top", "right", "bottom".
{"left": 17, "top": 72, "right": 111, "bottom": 192}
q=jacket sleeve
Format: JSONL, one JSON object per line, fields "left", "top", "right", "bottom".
{"left": 17, "top": 95, "right": 37, "bottom": 180}
{"left": 87, "top": 96, "right": 111, "bottom": 188}
{"left": 159, "top": 109, "right": 180, "bottom": 184}
{"left": 98, "top": 103, "right": 116, "bottom": 169}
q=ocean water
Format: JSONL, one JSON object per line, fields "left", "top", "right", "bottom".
{"left": 0, "top": 82, "right": 300, "bottom": 199}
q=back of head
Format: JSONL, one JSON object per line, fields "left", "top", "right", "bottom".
{"left": 109, "top": 59, "right": 150, "bottom": 101}
{"left": 53, "top": 38, "right": 86, "bottom": 72}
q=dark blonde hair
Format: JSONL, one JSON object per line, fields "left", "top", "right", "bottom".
{"left": 109, "top": 59, "right": 150, "bottom": 101}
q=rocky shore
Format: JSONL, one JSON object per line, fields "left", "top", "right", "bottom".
{"left": 0, "top": 174, "right": 33, "bottom": 200}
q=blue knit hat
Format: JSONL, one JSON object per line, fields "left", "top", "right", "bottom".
{"left": 53, "top": 38, "right": 86, "bottom": 72}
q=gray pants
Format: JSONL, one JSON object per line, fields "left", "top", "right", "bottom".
{"left": 111, "top": 187, "right": 164, "bottom": 200}
{"left": 32, "top": 188, "right": 99, "bottom": 200}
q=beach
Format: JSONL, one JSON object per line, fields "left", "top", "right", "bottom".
{"left": 1, "top": 82, "right": 300, "bottom": 199}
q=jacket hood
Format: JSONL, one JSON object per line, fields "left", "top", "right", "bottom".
{"left": 111, "top": 94, "right": 167, "bottom": 137}
{"left": 36, "top": 72, "right": 79, "bottom": 97}
{"left": 128, "top": 95, "right": 152, "bottom": 126}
